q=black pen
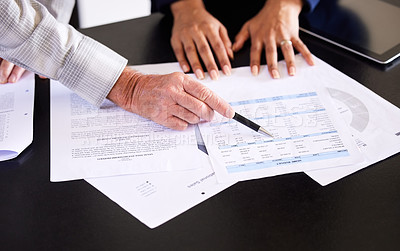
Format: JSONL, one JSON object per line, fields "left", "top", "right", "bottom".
{"left": 232, "top": 112, "right": 273, "bottom": 138}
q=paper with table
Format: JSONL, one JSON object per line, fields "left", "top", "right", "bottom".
{"left": 0, "top": 73, "right": 35, "bottom": 161}
{"left": 84, "top": 63, "right": 235, "bottom": 228}
{"left": 197, "top": 58, "right": 363, "bottom": 183}
{"left": 50, "top": 79, "right": 200, "bottom": 181}
{"left": 50, "top": 54, "right": 400, "bottom": 228}
{"left": 305, "top": 57, "right": 400, "bottom": 185}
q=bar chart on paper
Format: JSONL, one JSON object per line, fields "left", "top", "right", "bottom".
{"left": 198, "top": 65, "right": 363, "bottom": 182}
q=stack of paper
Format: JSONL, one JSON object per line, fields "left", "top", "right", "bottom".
{"left": 0, "top": 73, "right": 35, "bottom": 161}
{"left": 50, "top": 55, "right": 400, "bottom": 228}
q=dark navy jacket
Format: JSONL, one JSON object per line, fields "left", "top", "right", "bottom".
{"left": 151, "top": 0, "right": 320, "bottom": 37}
{"left": 151, "top": 0, "right": 320, "bottom": 14}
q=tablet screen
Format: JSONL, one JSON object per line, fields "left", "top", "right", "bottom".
{"left": 300, "top": 0, "right": 400, "bottom": 64}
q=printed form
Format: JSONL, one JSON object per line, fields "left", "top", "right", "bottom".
{"left": 85, "top": 63, "right": 235, "bottom": 228}
{"left": 50, "top": 81, "right": 200, "bottom": 182}
{"left": 0, "top": 73, "right": 34, "bottom": 161}
{"left": 86, "top": 57, "right": 392, "bottom": 228}
{"left": 198, "top": 58, "right": 363, "bottom": 182}
{"left": 305, "top": 57, "right": 400, "bottom": 185}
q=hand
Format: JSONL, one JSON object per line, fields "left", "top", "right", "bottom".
{"left": 232, "top": 0, "right": 314, "bottom": 78}
{"left": 107, "top": 68, "right": 235, "bottom": 130}
{"left": 0, "top": 58, "right": 26, "bottom": 84}
{"left": 170, "top": 0, "right": 234, "bottom": 80}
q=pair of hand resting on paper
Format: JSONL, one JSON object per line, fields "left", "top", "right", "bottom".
{"left": 170, "top": 0, "right": 314, "bottom": 79}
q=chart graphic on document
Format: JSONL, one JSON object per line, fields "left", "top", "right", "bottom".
{"left": 198, "top": 64, "right": 363, "bottom": 182}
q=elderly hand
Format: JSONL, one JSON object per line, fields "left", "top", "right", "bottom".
{"left": 0, "top": 58, "right": 26, "bottom": 84}
{"left": 107, "top": 67, "right": 235, "bottom": 130}
{"left": 232, "top": 0, "right": 314, "bottom": 78}
{"left": 170, "top": 0, "right": 234, "bottom": 80}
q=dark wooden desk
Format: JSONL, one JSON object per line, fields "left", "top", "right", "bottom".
{"left": 2, "top": 13, "right": 400, "bottom": 250}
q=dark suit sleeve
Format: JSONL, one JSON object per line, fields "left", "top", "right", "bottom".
{"left": 151, "top": 0, "right": 320, "bottom": 14}
{"left": 303, "top": 0, "right": 320, "bottom": 13}
{"left": 151, "top": 0, "right": 178, "bottom": 13}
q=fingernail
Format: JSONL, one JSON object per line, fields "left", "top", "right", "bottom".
{"left": 232, "top": 44, "right": 237, "bottom": 52}
{"left": 182, "top": 64, "right": 190, "bottom": 72}
{"left": 8, "top": 74, "right": 16, "bottom": 83}
{"left": 251, "top": 65, "right": 258, "bottom": 76}
{"left": 223, "top": 65, "right": 231, "bottom": 76}
{"left": 289, "top": 66, "right": 296, "bottom": 76}
{"left": 210, "top": 70, "right": 219, "bottom": 80}
{"left": 0, "top": 77, "right": 6, "bottom": 84}
{"left": 272, "top": 69, "right": 280, "bottom": 79}
{"left": 229, "top": 49, "right": 234, "bottom": 60}
{"left": 195, "top": 69, "right": 204, "bottom": 80}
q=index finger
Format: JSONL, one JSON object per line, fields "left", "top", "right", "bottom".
{"left": 183, "top": 78, "right": 234, "bottom": 119}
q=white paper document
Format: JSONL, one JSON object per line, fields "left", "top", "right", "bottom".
{"left": 305, "top": 57, "right": 400, "bottom": 185}
{"left": 50, "top": 81, "right": 199, "bottom": 182}
{"left": 0, "top": 73, "right": 35, "bottom": 161}
{"left": 197, "top": 57, "right": 363, "bottom": 183}
{"left": 84, "top": 62, "right": 235, "bottom": 228}
{"left": 83, "top": 56, "right": 398, "bottom": 228}
{"left": 87, "top": 149, "right": 234, "bottom": 228}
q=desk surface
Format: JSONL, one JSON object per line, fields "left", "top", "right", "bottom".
{"left": 2, "top": 13, "right": 400, "bottom": 250}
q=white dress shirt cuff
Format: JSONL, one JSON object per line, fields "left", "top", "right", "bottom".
{"left": 59, "top": 36, "right": 128, "bottom": 107}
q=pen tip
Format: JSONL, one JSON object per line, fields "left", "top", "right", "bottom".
{"left": 259, "top": 127, "right": 273, "bottom": 138}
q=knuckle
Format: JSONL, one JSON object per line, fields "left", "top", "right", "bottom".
{"left": 198, "top": 44, "right": 209, "bottom": 54}
{"left": 251, "top": 43, "right": 262, "bottom": 51}
{"left": 206, "top": 64, "right": 217, "bottom": 71}
{"left": 0, "top": 71, "right": 8, "bottom": 79}
{"left": 268, "top": 64, "right": 277, "bottom": 70}
{"left": 189, "top": 114, "right": 200, "bottom": 124}
{"left": 184, "top": 45, "right": 196, "bottom": 54}
{"left": 170, "top": 71, "right": 183, "bottom": 78}
{"left": 191, "top": 63, "right": 202, "bottom": 71}
{"left": 213, "top": 42, "right": 224, "bottom": 51}
{"left": 164, "top": 82, "right": 177, "bottom": 94}
{"left": 170, "top": 72, "right": 185, "bottom": 84}
{"left": 201, "top": 22, "right": 215, "bottom": 31}
{"left": 265, "top": 46, "right": 275, "bottom": 54}
{"left": 198, "top": 87, "right": 213, "bottom": 103}
{"left": 170, "top": 36, "right": 178, "bottom": 45}
{"left": 182, "top": 26, "right": 195, "bottom": 34}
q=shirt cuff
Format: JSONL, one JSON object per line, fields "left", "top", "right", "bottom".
{"left": 59, "top": 36, "right": 128, "bottom": 107}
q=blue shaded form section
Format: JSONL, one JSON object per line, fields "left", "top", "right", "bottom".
{"left": 229, "top": 92, "right": 317, "bottom": 107}
{"left": 210, "top": 108, "right": 325, "bottom": 127}
{"left": 226, "top": 149, "right": 349, "bottom": 173}
{"left": 218, "top": 130, "right": 338, "bottom": 150}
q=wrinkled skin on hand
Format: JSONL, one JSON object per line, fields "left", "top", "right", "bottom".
{"left": 107, "top": 67, "right": 234, "bottom": 130}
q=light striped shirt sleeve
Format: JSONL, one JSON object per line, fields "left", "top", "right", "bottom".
{"left": 0, "top": 0, "right": 127, "bottom": 106}
{"left": 36, "top": 0, "right": 75, "bottom": 24}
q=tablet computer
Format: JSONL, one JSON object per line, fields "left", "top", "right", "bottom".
{"left": 300, "top": 0, "right": 400, "bottom": 64}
